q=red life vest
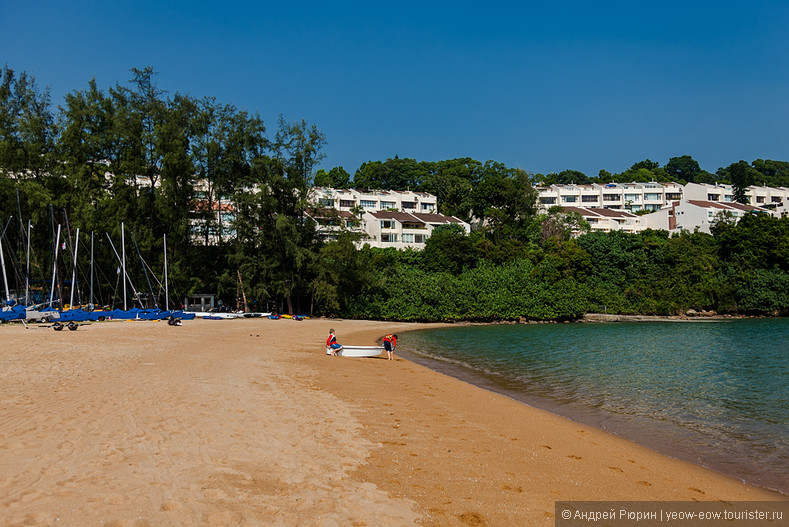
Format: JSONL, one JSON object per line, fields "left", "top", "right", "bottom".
{"left": 383, "top": 334, "right": 396, "bottom": 346}
{"left": 327, "top": 334, "right": 337, "bottom": 346}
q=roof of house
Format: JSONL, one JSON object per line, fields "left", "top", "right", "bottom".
{"left": 411, "top": 212, "right": 462, "bottom": 224}
{"left": 560, "top": 206, "right": 637, "bottom": 219}
{"left": 686, "top": 200, "right": 764, "bottom": 212}
{"left": 368, "top": 211, "right": 425, "bottom": 223}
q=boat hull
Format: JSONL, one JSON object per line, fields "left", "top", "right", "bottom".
{"left": 325, "top": 346, "right": 384, "bottom": 358}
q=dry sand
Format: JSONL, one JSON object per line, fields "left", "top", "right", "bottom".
{"left": 0, "top": 318, "right": 784, "bottom": 526}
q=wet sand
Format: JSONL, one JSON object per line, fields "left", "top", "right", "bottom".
{"left": 0, "top": 318, "right": 783, "bottom": 526}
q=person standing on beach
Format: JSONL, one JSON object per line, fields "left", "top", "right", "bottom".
{"left": 326, "top": 328, "right": 343, "bottom": 356}
{"left": 383, "top": 333, "right": 397, "bottom": 360}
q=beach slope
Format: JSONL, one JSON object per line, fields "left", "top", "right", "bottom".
{"left": 0, "top": 319, "right": 782, "bottom": 526}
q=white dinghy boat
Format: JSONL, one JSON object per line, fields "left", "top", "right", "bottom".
{"left": 325, "top": 345, "right": 385, "bottom": 358}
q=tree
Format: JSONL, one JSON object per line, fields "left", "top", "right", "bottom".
{"left": 539, "top": 207, "right": 590, "bottom": 244}
{"left": 471, "top": 162, "right": 538, "bottom": 241}
{"left": 665, "top": 155, "right": 702, "bottom": 183}
{"left": 724, "top": 160, "right": 757, "bottom": 204}
{"left": 421, "top": 223, "right": 476, "bottom": 275}
{"left": 0, "top": 66, "right": 57, "bottom": 179}
{"left": 272, "top": 115, "right": 326, "bottom": 189}
{"left": 353, "top": 156, "right": 429, "bottom": 190}
{"left": 313, "top": 166, "right": 351, "bottom": 188}
{"left": 541, "top": 169, "right": 590, "bottom": 186}
{"left": 421, "top": 158, "right": 481, "bottom": 220}
{"left": 751, "top": 159, "right": 789, "bottom": 187}
{"left": 190, "top": 97, "right": 266, "bottom": 246}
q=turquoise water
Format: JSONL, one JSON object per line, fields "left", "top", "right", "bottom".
{"left": 400, "top": 319, "right": 789, "bottom": 494}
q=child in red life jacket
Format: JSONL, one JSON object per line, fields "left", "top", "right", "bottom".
{"left": 327, "top": 329, "right": 342, "bottom": 356}
{"left": 383, "top": 333, "right": 397, "bottom": 360}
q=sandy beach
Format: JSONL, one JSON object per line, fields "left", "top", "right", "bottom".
{"left": 0, "top": 318, "right": 784, "bottom": 526}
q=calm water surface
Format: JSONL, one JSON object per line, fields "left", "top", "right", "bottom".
{"left": 400, "top": 319, "right": 789, "bottom": 494}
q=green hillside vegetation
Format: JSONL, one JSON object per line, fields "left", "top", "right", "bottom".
{"left": 2, "top": 66, "right": 789, "bottom": 319}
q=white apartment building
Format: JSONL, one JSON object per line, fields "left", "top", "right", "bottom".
{"left": 560, "top": 206, "right": 645, "bottom": 234}
{"left": 362, "top": 211, "right": 470, "bottom": 249}
{"left": 307, "top": 188, "right": 470, "bottom": 249}
{"left": 309, "top": 187, "right": 437, "bottom": 214}
{"left": 683, "top": 182, "right": 789, "bottom": 210}
{"left": 538, "top": 182, "right": 684, "bottom": 213}
{"left": 643, "top": 200, "right": 769, "bottom": 234}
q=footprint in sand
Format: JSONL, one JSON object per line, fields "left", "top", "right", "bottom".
{"left": 637, "top": 481, "right": 652, "bottom": 487}
{"left": 458, "top": 511, "right": 487, "bottom": 526}
{"left": 608, "top": 466, "right": 624, "bottom": 473}
{"left": 567, "top": 455, "right": 583, "bottom": 460}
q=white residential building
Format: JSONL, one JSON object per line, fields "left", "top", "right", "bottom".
{"left": 362, "top": 211, "right": 470, "bottom": 249}
{"left": 309, "top": 187, "right": 437, "bottom": 214}
{"left": 560, "top": 206, "right": 645, "bottom": 234}
{"left": 307, "top": 188, "right": 469, "bottom": 249}
{"left": 683, "top": 182, "right": 789, "bottom": 210}
{"left": 538, "top": 182, "right": 684, "bottom": 213}
{"left": 643, "top": 200, "right": 770, "bottom": 234}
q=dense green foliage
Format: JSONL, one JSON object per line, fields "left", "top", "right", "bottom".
{"left": 2, "top": 65, "right": 789, "bottom": 320}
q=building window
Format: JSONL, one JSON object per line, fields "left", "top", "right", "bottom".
{"left": 756, "top": 196, "right": 765, "bottom": 203}
{"left": 624, "top": 194, "right": 640, "bottom": 202}
{"left": 401, "top": 201, "right": 416, "bottom": 209}
{"left": 666, "top": 193, "right": 682, "bottom": 200}
{"left": 380, "top": 220, "right": 395, "bottom": 229}
{"left": 540, "top": 197, "right": 557, "bottom": 204}
{"left": 381, "top": 233, "right": 398, "bottom": 243}
{"left": 339, "top": 200, "right": 355, "bottom": 208}
{"left": 318, "top": 198, "right": 334, "bottom": 207}
{"left": 415, "top": 234, "right": 426, "bottom": 243}
{"left": 707, "top": 194, "right": 720, "bottom": 202}
{"left": 603, "top": 194, "right": 620, "bottom": 202}
{"left": 581, "top": 195, "right": 598, "bottom": 203}
{"left": 380, "top": 201, "right": 396, "bottom": 209}
{"left": 401, "top": 233, "right": 415, "bottom": 243}
{"left": 360, "top": 200, "right": 377, "bottom": 208}
{"left": 421, "top": 203, "right": 435, "bottom": 211}
{"left": 562, "top": 195, "right": 577, "bottom": 203}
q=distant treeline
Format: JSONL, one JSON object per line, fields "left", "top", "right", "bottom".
{"left": 2, "top": 65, "right": 789, "bottom": 318}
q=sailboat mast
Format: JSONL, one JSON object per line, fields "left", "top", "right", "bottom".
{"left": 25, "top": 221, "right": 31, "bottom": 306}
{"left": 49, "top": 224, "right": 61, "bottom": 306}
{"left": 69, "top": 228, "right": 80, "bottom": 309}
{"left": 121, "top": 223, "right": 127, "bottom": 311}
{"left": 0, "top": 232, "right": 10, "bottom": 303}
{"left": 89, "top": 231, "right": 94, "bottom": 309}
{"left": 163, "top": 233, "right": 169, "bottom": 310}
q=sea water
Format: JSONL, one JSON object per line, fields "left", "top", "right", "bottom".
{"left": 400, "top": 319, "right": 789, "bottom": 494}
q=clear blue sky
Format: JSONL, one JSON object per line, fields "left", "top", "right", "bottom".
{"left": 3, "top": 1, "right": 788, "bottom": 178}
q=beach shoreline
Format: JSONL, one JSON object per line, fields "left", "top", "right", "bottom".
{"left": 391, "top": 327, "right": 789, "bottom": 498}
{"left": 0, "top": 318, "right": 783, "bottom": 526}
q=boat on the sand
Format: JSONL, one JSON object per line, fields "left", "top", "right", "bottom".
{"left": 325, "top": 345, "right": 385, "bottom": 358}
